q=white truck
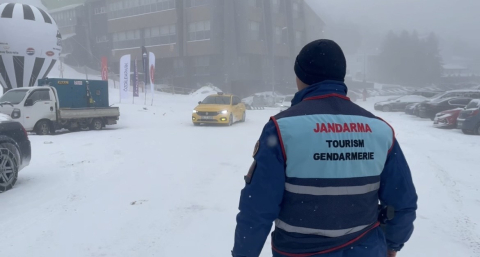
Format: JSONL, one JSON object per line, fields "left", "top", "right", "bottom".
{"left": 0, "top": 86, "right": 119, "bottom": 135}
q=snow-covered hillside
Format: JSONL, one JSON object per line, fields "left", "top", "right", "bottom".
{"left": 0, "top": 66, "right": 479, "bottom": 256}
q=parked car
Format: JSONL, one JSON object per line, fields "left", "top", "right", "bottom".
{"left": 419, "top": 97, "right": 474, "bottom": 120}
{"left": 0, "top": 116, "right": 31, "bottom": 193}
{"left": 374, "top": 95, "right": 428, "bottom": 112}
{"left": 433, "top": 108, "right": 463, "bottom": 128}
{"left": 410, "top": 90, "right": 444, "bottom": 98}
{"left": 415, "top": 90, "right": 480, "bottom": 117}
{"left": 405, "top": 103, "right": 420, "bottom": 115}
{"left": 457, "top": 99, "right": 480, "bottom": 135}
{"left": 279, "top": 95, "right": 294, "bottom": 112}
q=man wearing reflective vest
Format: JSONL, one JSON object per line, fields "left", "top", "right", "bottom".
{"left": 232, "top": 39, "right": 418, "bottom": 257}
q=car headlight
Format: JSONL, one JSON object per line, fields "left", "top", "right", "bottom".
{"left": 220, "top": 110, "right": 228, "bottom": 114}
{"left": 192, "top": 110, "right": 197, "bottom": 113}
{"left": 11, "top": 108, "right": 21, "bottom": 119}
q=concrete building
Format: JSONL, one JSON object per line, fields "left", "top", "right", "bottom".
{"left": 44, "top": 0, "right": 324, "bottom": 96}
{"left": 49, "top": 3, "right": 89, "bottom": 66}
{"left": 107, "top": 0, "right": 323, "bottom": 96}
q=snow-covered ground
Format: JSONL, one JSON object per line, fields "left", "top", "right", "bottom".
{"left": 0, "top": 65, "right": 479, "bottom": 256}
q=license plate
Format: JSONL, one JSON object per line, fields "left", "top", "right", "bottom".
{"left": 457, "top": 121, "right": 463, "bottom": 128}
{"left": 201, "top": 116, "right": 214, "bottom": 120}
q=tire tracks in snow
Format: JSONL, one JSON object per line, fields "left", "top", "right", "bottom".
{"left": 427, "top": 155, "right": 480, "bottom": 255}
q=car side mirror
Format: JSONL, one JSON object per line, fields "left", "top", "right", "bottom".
{"left": 198, "top": 101, "right": 202, "bottom": 104}
{"left": 25, "top": 99, "right": 34, "bottom": 106}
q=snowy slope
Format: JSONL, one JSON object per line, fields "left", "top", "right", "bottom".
{"left": 0, "top": 81, "right": 479, "bottom": 256}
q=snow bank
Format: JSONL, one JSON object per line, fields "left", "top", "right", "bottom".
{"left": 190, "top": 84, "right": 222, "bottom": 97}
{"left": 0, "top": 113, "right": 12, "bottom": 121}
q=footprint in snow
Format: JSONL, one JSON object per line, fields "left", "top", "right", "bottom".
{"left": 131, "top": 200, "right": 148, "bottom": 205}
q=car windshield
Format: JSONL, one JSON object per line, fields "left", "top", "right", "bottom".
{"left": 201, "top": 96, "right": 231, "bottom": 105}
{"left": 429, "top": 92, "right": 445, "bottom": 99}
{"left": 466, "top": 100, "right": 480, "bottom": 109}
{"left": 0, "top": 89, "right": 29, "bottom": 104}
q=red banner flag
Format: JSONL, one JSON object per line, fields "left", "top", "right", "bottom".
{"left": 101, "top": 56, "right": 108, "bottom": 81}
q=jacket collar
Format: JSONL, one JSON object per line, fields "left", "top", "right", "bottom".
{"left": 291, "top": 80, "right": 349, "bottom": 106}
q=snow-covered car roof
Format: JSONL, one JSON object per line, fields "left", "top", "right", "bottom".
{"left": 431, "top": 96, "right": 473, "bottom": 103}
{"left": 446, "top": 89, "right": 480, "bottom": 93}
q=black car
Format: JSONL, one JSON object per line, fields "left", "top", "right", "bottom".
{"left": 457, "top": 99, "right": 480, "bottom": 135}
{"left": 410, "top": 90, "right": 444, "bottom": 98}
{"left": 405, "top": 103, "right": 420, "bottom": 115}
{"left": 0, "top": 119, "right": 31, "bottom": 192}
{"left": 374, "top": 95, "right": 428, "bottom": 112}
{"left": 419, "top": 97, "right": 474, "bottom": 120}
{"left": 415, "top": 90, "right": 480, "bottom": 117}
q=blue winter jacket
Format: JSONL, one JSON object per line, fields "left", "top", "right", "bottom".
{"left": 232, "top": 81, "right": 417, "bottom": 257}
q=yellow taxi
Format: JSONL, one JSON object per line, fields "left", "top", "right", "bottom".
{"left": 192, "top": 92, "right": 246, "bottom": 126}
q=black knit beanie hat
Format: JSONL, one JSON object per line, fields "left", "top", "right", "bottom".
{"left": 294, "top": 39, "right": 347, "bottom": 85}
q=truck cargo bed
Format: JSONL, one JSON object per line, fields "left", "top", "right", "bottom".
{"left": 59, "top": 107, "right": 120, "bottom": 119}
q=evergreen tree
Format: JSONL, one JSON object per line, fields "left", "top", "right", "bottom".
{"left": 376, "top": 31, "right": 443, "bottom": 86}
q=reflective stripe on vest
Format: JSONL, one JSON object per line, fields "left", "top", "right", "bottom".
{"left": 285, "top": 182, "right": 380, "bottom": 196}
{"left": 275, "top": 219, "right": 374, "bottom": 238}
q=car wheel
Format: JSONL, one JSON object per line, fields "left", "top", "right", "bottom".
{"left": 229, "top": 114, "right": 233, "bottom": 126}
{"left": 241, "top": 112, "right": 246, "bottom": 122}
{"left": 383, "top": 106, "right": 390, "bottom": 112}
{"left": 475, "top": 123, "right": 480, "bottom": 135}
{"left": 0, "top": 143, "right": 20, "bottom": 193}
{"left": 462, "top": 129, "right": 473, "bottom": 135}
{"left": 35, "top": 120, "right": 51, "bottom": 135}
{"left": 90, "top": 118, "right": 103, "bottom": 130}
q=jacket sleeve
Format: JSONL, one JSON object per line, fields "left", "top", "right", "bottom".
{"left": 232, "top": 120, "right": 286, "bottom": 257}
{"left": 378, "top": 139, "right": 418, "bottom": 252}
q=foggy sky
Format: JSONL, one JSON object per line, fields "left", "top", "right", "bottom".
{"left": 306, "top": 0, "right": 480, "bottom": 52}
{"left": 0, "top": 0, "right": 45, "bottom": 9}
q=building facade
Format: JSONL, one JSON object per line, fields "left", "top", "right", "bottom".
{"left": 45, "top": 0, "right": 324, "bottom": 96}
{"left": 107, "top": 0, "right": 323, "bottom": 96}
{"left": 49, "top": 3, "right": 89, "bottom": 67}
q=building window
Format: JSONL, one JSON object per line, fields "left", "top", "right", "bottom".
{"left": 145, "top": 24, "right": 176, "bottom": 46}
{"left": 295, "top": 31, "right": 303, "bottom": 48}
{"left": 188, "top": 21, "right": 211, "bottom": 41}
{"left": 274, "top": 26, "right": 283, "bottom": 44}
{"left": 292, "top": 1, "right": 301, "bottom": 19}
{"left": 107, "top": 0, "right": 175, "bottom": 20}
{"left": 185, "top": 0, "right": 209, "bottom": 8}
{"left": 96, "top": 35, "right": 108, "bottom": 43}
{"left": 94, "top": 6, "right": 106, "bottom": 14}
{"left": 112, "top": 29, "right": 142, "bottom": 49}
{"left": 249, "top": 21, "right": 260, "bottom": 41}
{"left": 51, "top": 10, "right": 77, "bottom": 27}
{"left": 248, "top": 0, "right": 261, "bottom": 8}
{"left": 271, "top": 0, "right": 280, "bottom": 13}
{"left": 193, "top": 56, "right": 210, "bottom": 76}
{"left": 173, "top": 58, "right": 185, "bottom": 77}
